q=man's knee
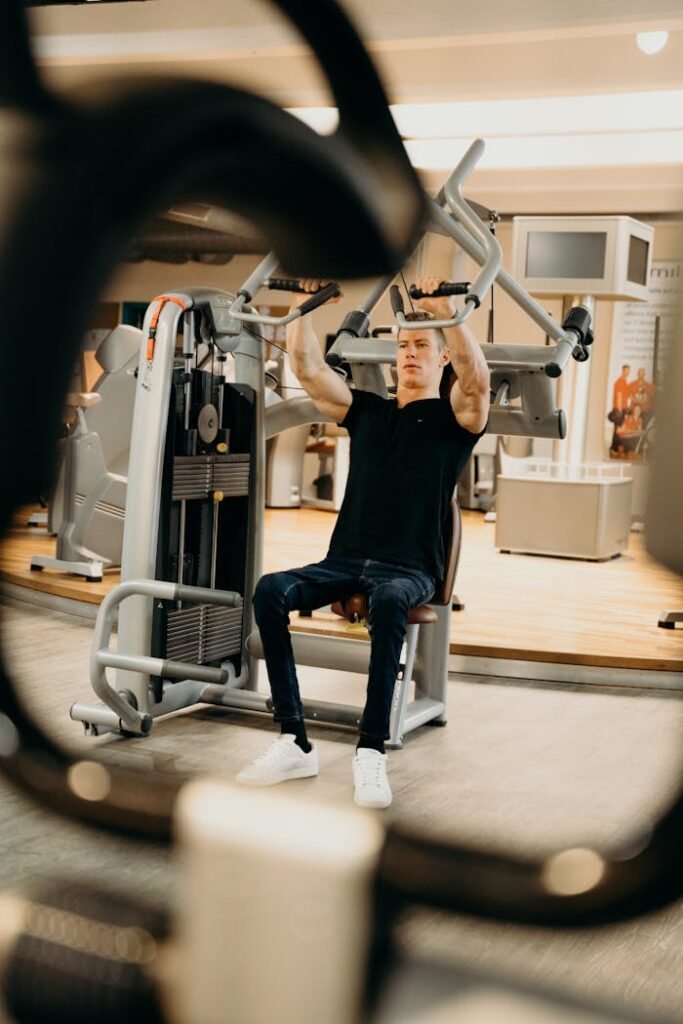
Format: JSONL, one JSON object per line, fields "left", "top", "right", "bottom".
{"left": 253, "top": 572, "right": 289, "bottom": 616}
{"left": 369, "top": 583, "right": 410, "bottom": 625}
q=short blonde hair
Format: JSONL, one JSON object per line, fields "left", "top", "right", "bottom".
{"left": 403, "top": 309, "right": 447, "bottom": 350}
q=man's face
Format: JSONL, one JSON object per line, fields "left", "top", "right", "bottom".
{"left": 396, "top": 329, "right": 449, "bottom": 390}
{"left": 622, "top": 367, "right": 631, "bottom": 379}
{"left": 637, "top": 369, "right": 646, "bottom": 381}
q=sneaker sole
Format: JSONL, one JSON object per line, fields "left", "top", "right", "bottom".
{"left": 236, "top": 765, "right": 318, "bottom": 787}
{"left": 353, "top": 792, "right": 392, "bottom": 809}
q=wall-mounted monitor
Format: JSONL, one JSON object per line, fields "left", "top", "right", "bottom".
{"left": 511, "top": 216, "right": 654, "bottom": 302}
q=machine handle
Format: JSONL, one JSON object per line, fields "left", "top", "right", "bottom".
{"left": 324, "top": 309, "right": 371, "bottom": 366}
{"left": 408, "top": 281, "right": 470, "bottom": 299}
{"left": 562, "top": 304, "right": 594, "bottom": 346}
{"left": 544, "top": 338, "right": 575, "bottom": 379}
{"left": 544, "top": 304, "right": 595, "bottom": 375}
{"left": 265, "top": 277, "right": 339, "bottom": 295}
{"left": 296, "top": 281, "right": 341, "bottom": 315}
{"left": 389, "top": 284, "right": 405, "bottom": 316}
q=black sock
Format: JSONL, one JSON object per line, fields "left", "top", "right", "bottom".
{"left": 357, "top": 733, "right": 385, "bottom": 755}
{"left": 280, "top": 718, "right": 312, "bottom": 753}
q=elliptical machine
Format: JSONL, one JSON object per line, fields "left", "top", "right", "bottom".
{"left": 30, "top": 324, "right": 140, "bottom": 581}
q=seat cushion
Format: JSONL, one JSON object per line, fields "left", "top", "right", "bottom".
{"left": 331, "top": 594, "right": 437, "bottom": 625}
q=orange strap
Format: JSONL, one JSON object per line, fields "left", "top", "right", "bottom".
{"left": 146, "top": 295, "right": 190, "bottom": 361}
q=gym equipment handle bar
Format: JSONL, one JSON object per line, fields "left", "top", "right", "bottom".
{"left": 408, "top": 281, "right": 470, "bottom": 299}
{"left": 89, "top": 579, "right": 243, "bottom": 735}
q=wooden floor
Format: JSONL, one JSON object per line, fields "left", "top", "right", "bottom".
{"left": 1, "top": 505, "right": 682, "bottom": 672}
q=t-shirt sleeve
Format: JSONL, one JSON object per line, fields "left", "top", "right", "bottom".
{"left": 337, "top": 388, "right": 383, "bottom": 432}
{"left": 445, "top": 397, "right": 487, "bottom": 441}
{"left": 455, "top": 418, "right": 488, "bottom": 442}
{"left": 445, "top": 403, "right": 487, "bottom": 464}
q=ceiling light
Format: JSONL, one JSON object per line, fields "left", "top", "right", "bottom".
{"left": 404, "top": 131, "right": 683, "bottom": 170}
{"left": 636, "top": 31, "right": 669, "bottom": 55}
{"left": 289, "top": 90, "right": 683, "bottom": 141}
{"left": 287, "top": 93, "right": 683, "bottom": 169}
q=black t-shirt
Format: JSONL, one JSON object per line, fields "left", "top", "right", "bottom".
{"left": 327, "top": 389, "right": 483, "bottom": 582}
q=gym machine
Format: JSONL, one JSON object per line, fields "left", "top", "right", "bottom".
{"left": 69, "top": 284, "right": 339, "bottom": 737}
{"left": 71, "top": 137, "right": 595, "bottom": 749}
{"left": 70, "top": 270, "right": 451, "bottom": 749}
{"left": 29, "top": 324, "right": 140, "bottom": 581}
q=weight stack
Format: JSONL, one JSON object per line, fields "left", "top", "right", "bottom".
{"left": 151, "top": 370, "right": 255, "bottom": 688}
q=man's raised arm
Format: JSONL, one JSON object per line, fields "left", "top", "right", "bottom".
{"left": 444, "top": 319, "right": 490, "bottom": 434}
{"left": 286, "top": 279, "right": 352, "bottom": 424}
{"left": 415, "top": 276, "right": 490, "bottom": 434}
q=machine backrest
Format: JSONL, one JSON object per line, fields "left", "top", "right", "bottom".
{"left": 95, "top": 324, "right": 142, "bottom": 375}
{"left": 87, "top": 326, "right": 142, "bottom": 476}
{"left": 433, "top": 498, "right": 462, "bottom": 606}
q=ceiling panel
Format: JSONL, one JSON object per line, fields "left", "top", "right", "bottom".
{"left": 28, "top": 0, "right": 683, "bottom": 45}
{"left": 25, "top": 1, "right": 683, "bottom": 214}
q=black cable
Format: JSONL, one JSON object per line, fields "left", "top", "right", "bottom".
{"left": 397, "top": 270, "right": 413, "bottom": 309}
{"left": 237, "top": 319, "right": 289, "bottom": 355}
{"left": 488, "top": 281, "right": 495, "bottom": 345}
{"left": 487, "top": 215, "right": 496, "bottom": 345}
{"left": 212, "top": 319, "right": 327, "bottom": 393}
{"left": 240, "top": 319, "right": 347, "bottom": 379}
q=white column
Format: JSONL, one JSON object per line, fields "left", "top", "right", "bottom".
{"left": 552, "top": 294, "right": 596, "bottom": 468}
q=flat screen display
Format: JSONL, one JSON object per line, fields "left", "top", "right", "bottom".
{"left": 525, "top": 231, "right": 607, "bottom": 279}
{"left": 627, "top": 235, "right": 649, "bottom": 286}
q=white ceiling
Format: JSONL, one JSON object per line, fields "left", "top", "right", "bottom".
{"left": 26, "top": 0, "right": 683, "bottom": 214}
{"left": 28, "top": 1, "right": 683, "bottom": 46}
{"left": 29, "top": 0, "right": 683, "bottom": 98}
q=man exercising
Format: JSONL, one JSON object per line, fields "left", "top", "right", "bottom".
{"left": 237, "top": 278, "right": 490, "bottom": 808}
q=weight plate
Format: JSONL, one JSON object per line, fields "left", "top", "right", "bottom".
{"left": 197, "top": 403, "right": 219, "bottom": 444}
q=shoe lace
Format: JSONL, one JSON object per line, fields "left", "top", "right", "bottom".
{"left": 254, "top": 736, "right": 292, "bottom": 766}
{"left": 358, "top": 754, "right": 384, "bottom": 786}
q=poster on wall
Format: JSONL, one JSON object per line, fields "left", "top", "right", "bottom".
{"left": 605, "top": 259, "right": 682, "bottom": 462}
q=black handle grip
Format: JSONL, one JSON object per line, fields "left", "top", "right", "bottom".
{"left": 266, "top": 277, "right": 338, "bottom": 294}
{"left": 296, "top": 282, "right": 341, "bottom": 315}
{"left": 409, "top": 281, "right": 470, "bottom": 299}
{"left": 390, "top": 284, "right": 404, "bottom": 316}
{"left": 562, "top": 304, "right": 593, "bottom": 346}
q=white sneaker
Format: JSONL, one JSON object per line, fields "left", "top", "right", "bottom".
{"left": 353, "top": 749, "right": 392, "bottom": 809}
{"left": 236, "top": 734, "right": 318, "bottom": 786}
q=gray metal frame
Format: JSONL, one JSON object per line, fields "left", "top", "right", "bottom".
{"left": 72, "top": 577, "right": 243, "bottom": 734}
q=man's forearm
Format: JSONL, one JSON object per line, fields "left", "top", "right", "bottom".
{"left": 286, "top": 315, "right": 326, "bottom": 383}
{"left": 444, "top": 323, "right": 490, "bottom": 395}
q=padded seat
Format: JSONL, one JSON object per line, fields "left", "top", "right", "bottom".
{"left": 331, "top": 594, "right": 437, "bottom": 624}
{"left": 331, "top": 499, "right": 462, "bottom": 747}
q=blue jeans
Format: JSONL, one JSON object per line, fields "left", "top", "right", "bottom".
{"left": 252, "top": 555, "right": 435, "bottom": 740}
